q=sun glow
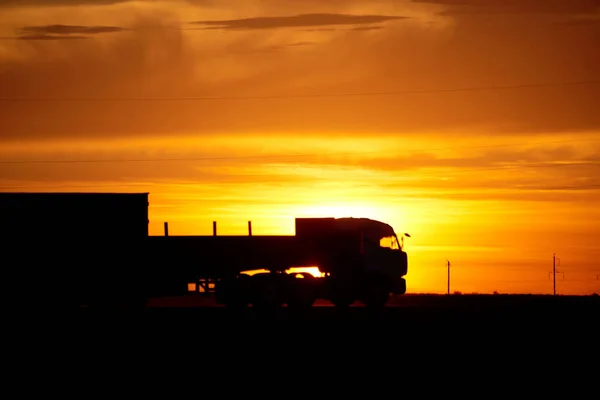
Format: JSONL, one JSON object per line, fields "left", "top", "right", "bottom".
{"left": 242, "top": 267, "right": 323, "bottom": 278}
{"left": 294, "top": 203, "right": 387, "bottom": 220}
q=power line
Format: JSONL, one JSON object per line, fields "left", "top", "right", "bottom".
{"left": 2, "top": 160, "right": 599, "bottom": 190}
{"left": 2, "top": 180, "right": 600, "bottom": 191}
{"left": 1, "top": 137, "right": 599, "bottom": 191}
{"left": 1, "top": 137, "right": 598, "bottom": 165}
{"left": 1, "top": 79, "right": 599, "bottom": 102}
{"left": 2, "top": 160, "right": 600, "bottom": 190}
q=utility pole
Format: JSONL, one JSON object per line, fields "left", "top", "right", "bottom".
{"left": 553, "top": 253, "right": 556, "bottom": 296}
{"left": 549, "top": 254, "right": 563, "bottom": 295}
{"left": 447, "top": 259, "right": 451, "bottom": 295}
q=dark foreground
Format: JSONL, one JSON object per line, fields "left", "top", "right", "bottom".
{"left": 23, "top": 294, "right": 598, "bottom": 359}
{"left": 18, "top": 294, "right": 598, "bottom": 381}
{"left": 71, "top": 293, "right": 600, "bottom": 326}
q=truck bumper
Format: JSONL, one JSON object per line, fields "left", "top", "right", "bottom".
{"left": 390, "top": 277, "right": 407, "bottom": 295}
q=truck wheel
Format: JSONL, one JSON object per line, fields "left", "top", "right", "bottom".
{"left": 330, "top": 290, "right": 354, "bottom": 308}
{"left": 217, "top": 274, "right": 251, "bottom": 309}
{"left": 250, "top": 276, "right": 284, "bottom": 310}
{"left": 251, "top": 292, "right": 284, "bottom": 310}
{"left": 332, "top": 299, "right": 353, "bottom": 309}
{"left": 327, "top": 278, "right": 354, "bottom": 309}
{"left": 287, "top": 295, "right": 316, "bottom": 311}
{"left": 362, "top": 283, "right": 390, "bottom": 309}
{"left": 287, "top": 274, "right": 317, "bottom": 310}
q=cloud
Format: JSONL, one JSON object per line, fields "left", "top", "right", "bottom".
{"left": 284, "top": 41, "right": 314, "bottom": 47}
{"left": 3, "top": 139, "right": 598, "bottom": 193}
{"left": 190, "top": 13, "right": 407, "bottom": 30}
{"left": 303, "top": 28, "right": 337, "bottom": 32}
{"left": 412, "top": 0, "right": 600, "bottom": 15}
{"left": 261, "top": 142, "right": 600, "bottom": 183}
{"left": 0, "top": 0, "right": 214, "bottom": 6}
{"left": 20, "top": 24, "right": 126, "bottom": 35}
{"left": 1, "top": 1, "right": 600, "bottom": 142}
{"left": 230, "top": 41, "right": 317, "bottom": 54}
{"left": 349, "top": 26, "right": 383, "bottom": 31}
{"left": 6, "top": 24, "right": 128, "bottom": 40}
{"left": 16, "top": 34, "right": 88, "bottom": 40}
{"left": 0, "top": 0, "right": 132, "bottom": 7}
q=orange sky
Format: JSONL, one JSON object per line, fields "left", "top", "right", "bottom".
{"left": 1, "top": 0, "right": 599, "bottom": 295}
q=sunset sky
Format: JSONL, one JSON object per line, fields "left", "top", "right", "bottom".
{"left": 1, "top": 0, "right": 599, "bottom": 295}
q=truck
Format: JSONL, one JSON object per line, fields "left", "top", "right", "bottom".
{"left": 1, "top": 192, "right": 408, "bottom": 310}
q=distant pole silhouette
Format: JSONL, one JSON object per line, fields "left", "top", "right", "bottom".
{"left": 213, "top": 221, "right": 217, "bottom": 236}
{"left": 447, "top": 259, "right": 451, "bottom": 295}
{"left": 551, "top": 254, "right": 563, "bottom": 295}
{"left": 553, "top": 253, "right": 556, "bottom": 295}
{"left": 248, "top": 221, "right": 252, "bottom": 236}
{"left": 164, "top": 222, "right": 169, "bottom": 237}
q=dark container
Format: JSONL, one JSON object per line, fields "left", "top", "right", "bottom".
{"left": 0, "top": 192, "right": 150, "bottom": 307}
{"left": 0, "top": 192, "right": 149, "bottom": 240}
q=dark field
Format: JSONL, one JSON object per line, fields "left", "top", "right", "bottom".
{"left": 36, "top": 293, "right": 597, "bottom": 359}
{"left": 71, "top": 293, "right": 600, "bottom": 327}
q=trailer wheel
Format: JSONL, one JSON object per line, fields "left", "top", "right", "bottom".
{"left": 220, "top": 275, "right": 251, "bottom": 310}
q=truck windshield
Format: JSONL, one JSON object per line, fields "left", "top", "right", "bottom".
{"left": 379, "top": 235, "right": 400, "bottom": 250}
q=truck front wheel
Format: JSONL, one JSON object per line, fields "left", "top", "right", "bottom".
{"left": 327, "top": 277, "right": 354, "bottom": 309}
{"left": 361, "top": 281, "right": 390, "bottom": 309}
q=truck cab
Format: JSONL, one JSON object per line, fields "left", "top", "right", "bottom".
{"left": 332, "top": 217, "right": 408, "bottom": 296}
{"left": 295, "top": 217, "right": 408, "bottom": 307}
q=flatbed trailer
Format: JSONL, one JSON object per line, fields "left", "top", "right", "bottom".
{"left": 1, "top": 192, "right": 409, "bottom": 310}
{"left": 144, "top": 216, "right": 407, "bottom": 309}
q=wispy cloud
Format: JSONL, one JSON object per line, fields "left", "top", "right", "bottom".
{"left": 17, "top": 34, "right": 88, "bottom": 40}
{"left": 190, "top": 13, "right": 407, "bottom": 30}
{"left": 20, "top": 24, "right": 126, "bottom": 35}
{"left": 6, "top": 24, "right": 128, "bottom": 41}
{"left": 0, "top": 0, "right": 131, "bottom": 7}
{"left": 349, "top": 26, "right": 383, "bottom": 31}
{"left": 413, "top": 0, "right": 600, "bottom": 15}
{"left": 1, "top": 1, "right": 600, "bottom": 140}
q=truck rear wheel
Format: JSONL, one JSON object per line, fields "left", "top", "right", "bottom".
{"left": 250, "top": 274, "right": 284, "bottom": 310}
{"left": 286, "top": 273, "right": 317, "bottom": 310}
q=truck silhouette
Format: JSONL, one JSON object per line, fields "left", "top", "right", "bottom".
{"left": 2, "top": 192, "right": 408, "bottom": 310}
